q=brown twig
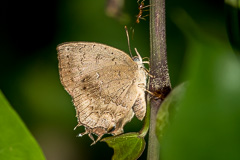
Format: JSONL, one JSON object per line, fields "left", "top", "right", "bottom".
{"left": 147, "top": 0, "right": 171, "bottom": 159}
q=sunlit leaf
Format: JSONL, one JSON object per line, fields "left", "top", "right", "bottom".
{"left": 0, "top": 91, "right": 45, "bottom": 160}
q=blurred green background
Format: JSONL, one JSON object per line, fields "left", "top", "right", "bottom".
{"left": 1, "top": 0, "right": 239, "bottom": 160}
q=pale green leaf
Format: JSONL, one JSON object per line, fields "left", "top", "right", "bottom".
{"left": 0, "top": 91, "right": 45, "bottom": 160}
{"left": 156, "top": 83, "right": 187, "bottom": 141}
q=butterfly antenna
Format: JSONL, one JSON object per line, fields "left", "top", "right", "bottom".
{"left": 134, "top": 48, "right": 142, "bottom": 63}
{"left": 125, "top": 26, "right": 133, "bottom": 57}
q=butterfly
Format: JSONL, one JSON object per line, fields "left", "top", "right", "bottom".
{"left": 57, "top": 42, "right": 147, "bottom": 145}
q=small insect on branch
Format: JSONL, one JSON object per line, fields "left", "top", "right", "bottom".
{"left": 136, "top": 0, "right": 151, "bottom": 24}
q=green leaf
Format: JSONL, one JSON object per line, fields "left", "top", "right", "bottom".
{"left": 156, "top": 83, "right": 187, "bottom": 142}
{"left": 224, "top": 0, "right": 240, "bottom": 54}
{"left": 101, "top": 133, "right": 145, "bottom": 160}
{"left": 225, "top": 0, "right": 240, "bottom": 8}
{"left": 161, "top": 10, "right": 240, "bottom": 160}
{"left": 0, "top": 91, "right": 45, "bottom": 160}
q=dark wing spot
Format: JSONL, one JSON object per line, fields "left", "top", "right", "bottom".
{"left": 81, "top": 75, "right": 91, "bottom": 82}
{"left": 108, "top": 125, "right": 116, "bottom": 133}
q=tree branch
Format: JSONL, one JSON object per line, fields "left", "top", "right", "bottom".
{"left": 147, "top": 0, "right": 171, "bottom": 159}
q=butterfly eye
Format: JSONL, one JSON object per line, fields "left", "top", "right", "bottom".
{"left": 133, "top": 56, "right": 140, "bottom": 62}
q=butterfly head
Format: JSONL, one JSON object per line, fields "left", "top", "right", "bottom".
{"left": 132, "top": 56, "right": 140, "bottom": 62}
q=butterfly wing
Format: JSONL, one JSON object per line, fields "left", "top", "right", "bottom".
{"left": 57, "top": 42, "right": 146, "bottom": 142}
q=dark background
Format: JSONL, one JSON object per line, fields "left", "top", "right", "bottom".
{"left": 0, "top": 0, "right": 227, "bottom": 159}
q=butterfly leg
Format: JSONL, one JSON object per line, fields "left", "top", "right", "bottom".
{"left": 95, "top": 134, "right": 104, "bottom": 144}
{"left": 142, "top": 57, "right": 149, "bottom": 61}
{"left": 74, "top": 123, "right": 82, "bottom": 130}
{"left": 89, "top": 133, "right": 97, "bottom": 146}
{"left": 142, "top": 61, "right": 149, "bottom": 64}
{"left": 138, "top": 83, "right": 162, "bottom": 98}
{"left": 141, "top": 67, "right": 154, "bottom": 78}
{"left": 76, "top": 129, "right": 88, "bottom": 137}
{"left": 142, "top": 58, "right": 150, "bottom": 67}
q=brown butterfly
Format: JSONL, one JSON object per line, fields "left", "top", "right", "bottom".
{"left": 57, "top": 42, "right": 147, "bottom": 145}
